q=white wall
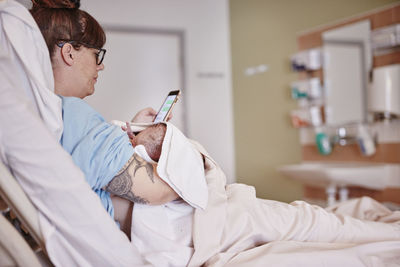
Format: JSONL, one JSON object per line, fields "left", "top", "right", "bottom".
{"left": 82, "top": 0, "right": 236, "bottom": 182}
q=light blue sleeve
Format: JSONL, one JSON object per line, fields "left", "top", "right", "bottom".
{"left": 60, "top": 96, "right": 134, "bottom": 217}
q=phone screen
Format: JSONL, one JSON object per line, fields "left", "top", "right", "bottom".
{"left": 153, "top": 91, "right": 180, "bottom": 123}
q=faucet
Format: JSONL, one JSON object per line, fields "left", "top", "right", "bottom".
{"left": 331, "top": 127, "right": 358, "bottom": 146}
{"left": 316, "top": 124, "right": 376, "bottom": 156}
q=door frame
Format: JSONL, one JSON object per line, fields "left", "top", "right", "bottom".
{"left": 102, "top": 24, "right": 188, "bottom": 134}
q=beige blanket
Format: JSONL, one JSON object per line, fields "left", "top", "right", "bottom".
{"left": 189, "top": 142, "right": 400, "bottom": 267}
{"left": 127, "top": 123, "right": 400, "bottom": 266}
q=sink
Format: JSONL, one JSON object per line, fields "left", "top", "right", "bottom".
{"left": 278, "top": 162, "right": 400, "bottom": 190}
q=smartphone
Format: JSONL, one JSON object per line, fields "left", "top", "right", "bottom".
{"left": 153, "top": 90, "right": 181, "bottom": 123}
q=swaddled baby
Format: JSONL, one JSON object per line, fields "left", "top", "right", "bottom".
{"left": 129, "top": 123, "right": 166, "bottom": 162}
{"left": 129, "top": 123, "right": 206, "bottom": 167}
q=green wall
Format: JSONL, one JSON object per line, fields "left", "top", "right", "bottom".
{"left": 230, "top": 0, "right": 399, "bottom": 203}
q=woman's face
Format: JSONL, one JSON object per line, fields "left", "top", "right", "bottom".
{"left": 73, "top": 46, "right": 104, "bottom": 98}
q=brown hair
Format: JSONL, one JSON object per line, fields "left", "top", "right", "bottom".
{"left": 30, "top": 0, "right": 106, "bottom": 58}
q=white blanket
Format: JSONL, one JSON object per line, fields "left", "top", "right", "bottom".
{"left": 130, "top": 122, "right": 400, "bottom": 266}
{"left": 189, "top": 142, "right": 400, "bottom": 266}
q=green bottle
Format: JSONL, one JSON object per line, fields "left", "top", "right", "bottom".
{"left": 315, "top": 131, "right": 331, "bottom": 155}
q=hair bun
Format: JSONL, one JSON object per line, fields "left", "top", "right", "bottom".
{"left": 68, "top": 0, "right": 80, "bottom": 9}
{"left": 31, "top": 0, "right": 80, "bottom": 9}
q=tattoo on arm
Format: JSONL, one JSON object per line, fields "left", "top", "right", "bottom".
{"left": 132, "top": 155, "right": 154, "bottom": 183}
{"left": 105, "top": 154, "right": 155, "bottom": 204}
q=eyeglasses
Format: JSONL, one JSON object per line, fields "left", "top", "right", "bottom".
{"left": 57, "top": 40, "right": 106, "bottom": 65}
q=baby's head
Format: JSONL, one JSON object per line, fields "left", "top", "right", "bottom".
{"left": 131, "top": 123, "right": 166, "bottom": 162}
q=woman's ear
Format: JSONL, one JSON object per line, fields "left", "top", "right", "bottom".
{"left": 60, "top": 43, "right": 75, "bottom": 66}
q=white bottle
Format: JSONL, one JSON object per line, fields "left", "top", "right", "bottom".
{"left": 357, "top": 124, "right": 376, "bottom": 156}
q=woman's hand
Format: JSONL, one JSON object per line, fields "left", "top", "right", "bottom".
{"left": 131, "top": 107, "right": 173, "bottom": 123}
{"left": 131, "top": 107, "right": 157, "bottom": 123}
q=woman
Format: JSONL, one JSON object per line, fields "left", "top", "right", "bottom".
{"left": 30, "top": 0, "right": 177, "bottom": 234}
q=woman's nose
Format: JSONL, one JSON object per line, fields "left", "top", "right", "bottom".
{"left": 97, "top": 63, "right": 104, "bottom": 71}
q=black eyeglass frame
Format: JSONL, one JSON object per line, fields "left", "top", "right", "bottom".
{"left": 56, "top": 40, "right": 106, "bottom": 65}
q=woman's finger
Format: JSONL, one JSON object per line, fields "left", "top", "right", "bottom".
{"left": 125, "top": 122, "right": 133, "bottom": 135}
{"left": 166, "top": 112, "right": 173, "bottom": 121}
{"left": 125, "top": 122, "right": 135, "bottom": 140}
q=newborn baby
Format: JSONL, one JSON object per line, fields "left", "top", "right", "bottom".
{"left": 129, "top": 123, "right": 166, "bottom": 162}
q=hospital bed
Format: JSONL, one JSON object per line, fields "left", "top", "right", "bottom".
{"left": 0, "top": 161, "right": 52, "bottom": 266}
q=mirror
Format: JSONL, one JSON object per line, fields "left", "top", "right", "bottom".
{"left": 322, "top": 20, "right": 371, "bottom": 126}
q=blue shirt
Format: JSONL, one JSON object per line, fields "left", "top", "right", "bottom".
{"left": 60, "top": 96, "right": 134, "bottom": 218}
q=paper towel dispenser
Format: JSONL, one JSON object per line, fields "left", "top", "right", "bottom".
{"left": 369, "top": 64, "right": 400, "bottom": 119}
